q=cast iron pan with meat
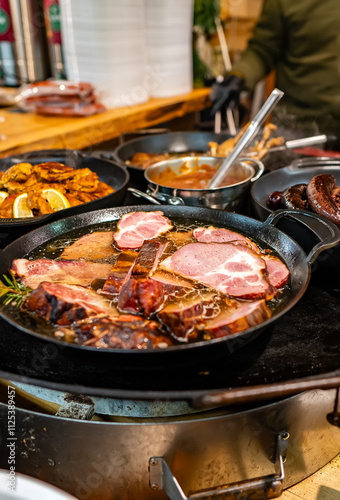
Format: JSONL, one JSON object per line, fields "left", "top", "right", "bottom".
{"left": 0, "top": 205, "right": 339, "bottom": 387}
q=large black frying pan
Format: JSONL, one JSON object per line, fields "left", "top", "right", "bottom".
{"left": 0, "top": 204, "right": 339, "bottom": 391}
{"left": 94, "top": 131, "right": 231, "bottom": 188}
{"left": 0, "top": 149, "right": 129, "bottom": 249}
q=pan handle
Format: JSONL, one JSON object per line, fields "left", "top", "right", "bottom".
{"left": 89, "top": 150, "right": 127, "bottom": 169}
{"left": 149, "top": 432, "right": 289, "bottom": 500}
{"left": 128, "top": 187, "right": 185, "bottom": 206}
{"left": 127, "top": 187, "right": 161, "bottom": 205}
{"left": 239, "top": 157, "right": 265, "bottom": 182}
{"left": 263, "top": 209, "right": 340, "bottom": 264}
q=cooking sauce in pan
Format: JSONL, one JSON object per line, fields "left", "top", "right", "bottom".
{"left": 1, "top": 217, "right": 292, "bottom": 348}
{"left": 150, "top": 162, "right": 246, "bottom": 189}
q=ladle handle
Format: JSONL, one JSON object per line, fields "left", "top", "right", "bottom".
{"left": 208, "top": 88, "right": 284, "bottom": 188}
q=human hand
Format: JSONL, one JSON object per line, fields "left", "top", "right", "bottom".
{"left": 210, "top": 75, "right": 244, "bottom": 115}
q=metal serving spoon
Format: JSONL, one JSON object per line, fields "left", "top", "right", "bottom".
{"left": 207, "top": 88, "right": 284, "bottom": 189}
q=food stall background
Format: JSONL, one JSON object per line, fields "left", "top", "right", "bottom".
{"left": 0, "top": 0, "right": 265, "bottom": 122}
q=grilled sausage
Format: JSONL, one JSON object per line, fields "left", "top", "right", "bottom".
{"left": 281, "top": 184, "right": 308, "bottom": 210}
{"left": 306, "top": 174, "right": 340, "bottom": 227}
{"left": 266, "top": 190, "right": 284, "bottom": 210}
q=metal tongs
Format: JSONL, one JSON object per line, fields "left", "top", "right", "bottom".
{"left": 207, "top": 88, "right": 284, "bottom": 189}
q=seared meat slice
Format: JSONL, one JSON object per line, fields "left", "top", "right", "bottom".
{"left": 204, "top": 300, "right": 271, "bottom": 338}
{"left": 193, "top": 226, "right": 260, "bottom": 253}
{"left": 262, "top": 255, "right": 290, "bottom": 289}
{"left": 160, "top": 242, "right": 275, "bottom": 300}
{"left": 151, "top": 270, "right": 193, "bottom": 294}
{"left": 58, "top": 313, "right": 172, "bottom": 349}
{"left": 12, "top": 258, "right": 112, "bottom": 289}
{"left": 118, "top": 278, "right": 166, "bottom": 317}
{"left": 60, "top": 231, "right": 118, "bottom": 262}
{"left": 23, "top": 282, "right": 112, "bottom": 325}
{"left": 157, "top": 293, "right": 219, "bottom": 342}
{"left": 117, "top": 240, "right": 169, "bottom": 315}
{"left": 132, "top": 240, "right": 168, "bottom": 279}
{"left": 113, "top": 211, "right": 173, "bottom": 250}
{"left": 101, "top": 250, "right": 138, "bottom": 296}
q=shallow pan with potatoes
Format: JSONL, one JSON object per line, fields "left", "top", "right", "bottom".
{"left": 0, "top": 149, "right": 129, "bottom": 248}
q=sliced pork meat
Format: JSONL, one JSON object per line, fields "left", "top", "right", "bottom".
{"left": 60, "top": 231, "right": 118, "bottom": 262}
{"left": 160, "top": 242, "right": 274, "bottom": 300}
{"left": 157, "top": 293, "right": 218, "bottom": 342}
{"left": 12, "top": 258, "right": 112, "bottom": 290}
{"left": 193, "top": 226, "right": 260, "bottom": 253}
{"left": 262, "top": 254, "right": 290, "bottom": 289}
{"left": 132, "top": 240, "right": 169, "bottom": 278}
{"left": 113, "top": 211, "right": 173, "bottom": 250}
{"left": 23, "top": 282, "right": 112, "bottom": 325}
{"left": 60, "top": 313, "right": 172, "bottom": 349}
{"left": 118, "top": 278, "right": 166, "bottom": 317}
{"left": 101, "top": 250, "right": 138, "bottom": 296}
{"left": 204, "top": 300, "right": 271, "bottom": 338}
{"left": 151, "top": 270, "right": 193, "bottom": 295}
{"left": 116, "top": 240, "right": 170, "bottom": 315}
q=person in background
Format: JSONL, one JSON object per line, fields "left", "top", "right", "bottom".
{"left": 210, "top": 0, "right": 340, "bottom": 141}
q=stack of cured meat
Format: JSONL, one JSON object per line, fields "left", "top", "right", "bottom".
{"left": 15, "top": 80, "right": 106, "bottom": 116}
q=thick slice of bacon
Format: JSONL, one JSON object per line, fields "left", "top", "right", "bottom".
{"left": 60, "top": 231, "right": 118, "bottom": 261}
{"left": 204, "top": 300, "right": 271, "bottom": 338}
{"left": 193, "top": 226, "right": 260, "bottom": 253}
{"left": 57, "top": 314, "right": 172, "bottom": 349}
{"left": 131, "top": 240, "right": 168, "bottom": 278}
{"left": 12, "top": 258, "right": 112, "bottom": 290}
{"left": 160, "top": 242, "right": 274, "bottom": 300}
{"left": 23, "top": 282, "right": 112, "bottom": 325}
{"left": 117, "top": 240, "right": 169, "bottom": 316}
{"left": 262, "top": 254, "right": 290, "bottom": 289}
{"left": 118, "top": 278, "right": 166, "bottom": 317}
{"left": 101, "top": 250, "right": 138, "bottom": 296}
{"left": 113, "top": 211, "right": 173, "bottom": 249}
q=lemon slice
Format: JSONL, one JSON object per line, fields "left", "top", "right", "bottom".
{"left": 0, "top": 191, "right": 8, "bottom": 203}
{"left": 13, "top": 193, "right": 34, "bottom": 218}
{"left": 42, "top": 188, "right": 70, "bottom": 211}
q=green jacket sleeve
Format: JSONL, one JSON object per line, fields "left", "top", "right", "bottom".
{"left": 232, "top": 0, "right": 285, "bottom": 89}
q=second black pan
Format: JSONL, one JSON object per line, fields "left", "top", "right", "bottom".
{"left": 0, "top": 149, "right": 129, "bottom": 248}
{"left": 95, "top": 131, "right": 231, "bottom": 188}
{"left": 251, "top": 157, "right": 340, "bottom": 221}
{"left": 0, "top": 204, "right": 339, "bottom": 383}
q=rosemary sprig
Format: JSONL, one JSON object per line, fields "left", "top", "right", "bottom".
{"left": 0, "top": 270, "right": 32, "bottom": 307}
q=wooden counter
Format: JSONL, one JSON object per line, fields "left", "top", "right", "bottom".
{"left": 0, "top": 88, "right": 211, "bottom": 159}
